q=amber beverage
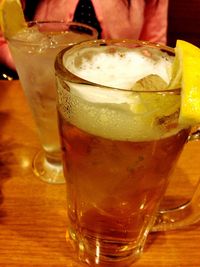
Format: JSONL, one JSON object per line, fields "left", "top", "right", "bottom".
{"left": 55, "top": 40, "right": 192, "bottom": 266}
{"left": 59, "top": 119, "right": 189, "bottom": 264}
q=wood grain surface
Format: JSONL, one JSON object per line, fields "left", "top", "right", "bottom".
{"left": 0, "top": 80, "right": 200, "bottom": 267}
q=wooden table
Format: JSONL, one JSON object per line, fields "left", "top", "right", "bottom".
{"left": 0, "top": 80, "right": 200, "bottom": 267}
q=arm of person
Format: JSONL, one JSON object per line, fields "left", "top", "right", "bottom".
{"left": 0, "top": 32, "right": 16, "bottom": 70}
{"left": 139, "top": 0, "right": 169, "bottom": 44}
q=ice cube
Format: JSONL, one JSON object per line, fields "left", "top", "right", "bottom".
{"left": 131, "top": 74, "right": 168, "bottom": 91}
{"left": 15, "top": 25, "right": 44, "bottom": 42}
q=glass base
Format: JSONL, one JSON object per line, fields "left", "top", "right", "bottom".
{"left": 32, "top": 150, "right": 65, "bottom": 184}
{"left": 68, "top": 228, "right": 143, "bottom": 267}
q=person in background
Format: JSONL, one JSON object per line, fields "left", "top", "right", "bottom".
{"left": 0, "top": 0, "right": 169, "bottom": 79}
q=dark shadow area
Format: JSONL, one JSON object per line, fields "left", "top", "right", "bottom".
{"left": 0, "top": 64, "right": 18, "bottom": 80}
{"left": 167, "top": 0, "right": 200, "bottom": 47}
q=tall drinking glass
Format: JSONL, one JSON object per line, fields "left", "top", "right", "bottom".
{"left": 55, "top": 40, "right": 200, "bottom": 266}
{"left": 7, "top": 21, "right": 98, "bottom": 184}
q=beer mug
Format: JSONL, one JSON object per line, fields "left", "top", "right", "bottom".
{"left": 55, "top": 39, "right": 200, "bottom": 266}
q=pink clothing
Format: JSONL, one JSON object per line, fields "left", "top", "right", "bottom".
{"left": 34, "top": 0, "right": 168, "bottom": 42}
{"left": 0, "top": 0, "right": 169, "bottom": 70}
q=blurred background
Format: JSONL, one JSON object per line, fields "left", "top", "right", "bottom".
{"left": 1, "top": 0, "right": 200, "bottom": 80}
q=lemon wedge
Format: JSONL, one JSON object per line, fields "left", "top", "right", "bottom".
{"left": 171, "top": 40, "right": 200, "bottom": 126}
{"left": 0, "top": 0, "right": 26, "bottom": 39}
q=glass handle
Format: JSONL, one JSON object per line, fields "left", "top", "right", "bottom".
{"left": 153, "top": 128, "right": 200, "bottom": 231}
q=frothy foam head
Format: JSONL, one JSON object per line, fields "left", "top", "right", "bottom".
{"left": 57, "top": 44, "right": 181, "bottom": 141}
{"left": 64, "top": 46, "right": 173, "bottom": 90}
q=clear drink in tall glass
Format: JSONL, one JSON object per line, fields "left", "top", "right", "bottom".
{"left": 55, "top": 40, "right": 191, "bottom": 265}
{"left": 8, "top": 21, "right": 97, "bottom": 184}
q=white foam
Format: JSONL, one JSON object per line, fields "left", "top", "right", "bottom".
{"left": 58, "top": 46, "right": 180, "bottom": 141}
{"left": 64, "top": 46, "right": 172, "bottom": 90}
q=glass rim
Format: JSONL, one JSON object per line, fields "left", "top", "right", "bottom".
{"left": 55, "top": 39, "right": 180, "bottom": 94}
{"left": 8, "top": 20, "right": 98, "bottom": 46}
